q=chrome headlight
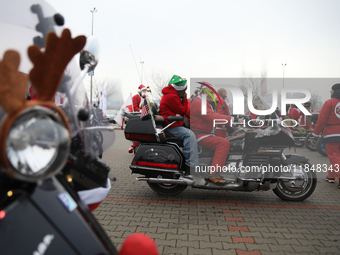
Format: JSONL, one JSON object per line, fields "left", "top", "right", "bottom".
{"left": 5, "top": 106, "right": 70, "bottom": 182}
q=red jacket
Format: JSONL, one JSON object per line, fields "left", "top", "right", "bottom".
{"left": 313, "top": 98, "right": 340, "bottom": 143}
{"left": 191, "top": 97, "right": 232, "bottom": 141}
{"left": 132, "top": 94, "right": 141, "bottom": 112}
{"left": 287, "top": 108, "right": 300, "bottom": 121}
{"left": 215, "top": 99, "right": 230, "bottom": 137}
{"left": 159, "top": 85, "right": 189, "bottom": 128}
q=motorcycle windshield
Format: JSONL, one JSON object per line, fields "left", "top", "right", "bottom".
{"left": 0, "top": 0, "right": 115, "bottom": 160}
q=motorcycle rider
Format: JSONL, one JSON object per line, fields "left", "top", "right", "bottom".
{"left": 313, "top": 83, "right": 340, "bottom": 186}
{"left": 129, "top": 84, "right": 148, "bottom": 153}
{"left": 287, "top": 104, "right": 300, "bottom": 121}
{"left": 159, "top": 74, "right": 199, "bottom": 168}
{"left": 190, "top": 82, "right": 233, "bottom": 184}
{"left": 299, "top": 101, "right": 313, "bottom": 129}
{"left": 132, "top": 84, "right": 147, "bottom": 112}
{"left": 215, "top": 88, "right": 231, "bottom": 138}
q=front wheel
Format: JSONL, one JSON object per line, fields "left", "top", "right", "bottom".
{"left": 147, "top": 182, "right": 187, "bottom": 196}
{"left": 273, "top": 162, "right": 317, "bottom": 201}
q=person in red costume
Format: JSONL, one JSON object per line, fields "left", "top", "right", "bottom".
{"left": 128, "top": 85, "right": 148, "bottom": 153}
{"left": 215, "top": 88, "right": 231, "bottom": 138}
{"left": 191, "top": 82, "right": 234, "bottom": 184}
{"left": 159, "top": 74, "right": 198, "bottom": 167}
{"left": 132, "top": 85, "right": 147, "bottom": 112}
{"left": 299, "top": 101, "right": 313, "bottom": 129}
{"left": 287, "top": 104, "right": 300, "bottom": 121}
{"left": 313, "top": 83, "right": 340, "bottom": 187}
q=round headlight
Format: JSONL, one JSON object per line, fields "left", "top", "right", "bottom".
{"left": 5, "top": 107, "right": 70, "bottom": 182}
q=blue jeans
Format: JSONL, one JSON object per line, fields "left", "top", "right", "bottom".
{"left": 165, "top": 126, "right": 199, "bottom": 166}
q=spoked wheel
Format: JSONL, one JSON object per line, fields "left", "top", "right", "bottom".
{"left": 294, "top": 138, "right": 305, "bottom": 147}
{"left": 316, "top": 137, "right": 328, "bottom": 157}
{"left": 304, "top": 134, "right": 317, "bottom": 151}
{"left": 273, "top": 162, "right": 317, "bottom": 201}
{"left": 147, "top": 182, "right": 187, "bottom": 196}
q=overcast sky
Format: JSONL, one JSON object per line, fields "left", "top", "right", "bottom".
{"left": 4, "top": 0, "right": 340, "bottom": 103}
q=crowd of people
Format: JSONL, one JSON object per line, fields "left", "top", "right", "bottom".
{"left": 129, "top": 76, "right": 340, "bottom": 187}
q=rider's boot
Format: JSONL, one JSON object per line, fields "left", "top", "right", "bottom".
{"left": 205, "top": 173, "right": 227, "bottom": 185}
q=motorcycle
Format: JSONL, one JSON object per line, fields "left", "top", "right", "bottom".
{"left": 291, "top": 126, "right": 313, "bottom": 147}
{"left": 303, "top": 113, "right": 328, "bottom": 156}
{"left": 124, "top": 104, "right": 317, "bottom": 201}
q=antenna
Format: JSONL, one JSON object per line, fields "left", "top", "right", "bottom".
{"left": 129, "top": 44, "right": 142, "bottom": 83}
{"left": 140, "top": 58, "right": 144, "bottom": 84}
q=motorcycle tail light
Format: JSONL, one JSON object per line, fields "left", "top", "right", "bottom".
{"left": 132, "top": 160, "right": 178, "bottom": 169}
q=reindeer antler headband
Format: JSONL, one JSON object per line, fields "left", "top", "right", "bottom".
{"left": 0, "top": 29, "right": 86, "bottom": 169}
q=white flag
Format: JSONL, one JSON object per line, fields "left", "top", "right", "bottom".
{"left": 114, "top": 93, "right": 133, "bottom": 126}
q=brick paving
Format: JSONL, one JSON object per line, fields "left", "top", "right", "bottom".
{"left": 93, "top": 129, "right": 340, "bottom": 255}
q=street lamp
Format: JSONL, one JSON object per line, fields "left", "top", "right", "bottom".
{"left": 282, "top": 63, "right": 287, "bottom": 88}
{"left": 90, "top": 7, "right": 97, "bottom": 106}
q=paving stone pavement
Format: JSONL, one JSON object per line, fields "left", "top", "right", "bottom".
{"left": 93, "top": 129, "right": 340, "bottom": 255}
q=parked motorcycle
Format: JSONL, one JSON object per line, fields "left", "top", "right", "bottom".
{"left": 0, "top": 1, "right": 120, "bottom": 254}
{"left": 303, "top": 113, "right": 328, "bottom": 156}
{"left": 124, "top": 106, "right": 317, "bottom": 201}
{"left": 291, "top": 126, "right": 313, "bottom": 147}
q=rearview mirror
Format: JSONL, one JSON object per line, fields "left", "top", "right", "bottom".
{"left": 79, "top": 36, "right": 99, "bottom": 72}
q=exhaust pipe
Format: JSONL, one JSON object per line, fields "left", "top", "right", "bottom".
{"left": 137, "top": 177, "right": 194, "bottom": 186}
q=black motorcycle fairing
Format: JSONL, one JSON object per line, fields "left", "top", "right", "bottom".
{"left": 130, "top": 143, "right": 184, "bottom": 177}
{"left": 0, "top": 176, "right": 117, "bottom": 255}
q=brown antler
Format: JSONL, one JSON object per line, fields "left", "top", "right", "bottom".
{"left": 0, "top": 51, "right": 27, "bottom": 115}
{"left": 28, "top": 29, "right": 86, "bottom": 102}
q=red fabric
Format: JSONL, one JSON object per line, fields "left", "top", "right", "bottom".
{"left": 29, "top": 85, "right": 37, "bottom": 100}
{"left": 215, "top": 100, "right": 230, "bottom": 138}
{"left": 132, "top": 94, "right": 141, "bottom": 112}
{"left": 159, "top": 85, "right": 189, "bottom": 128}
{"left": 299, "top": 109, "right": 313, "bottom": 129}
{"left": 313, "top": 98, "right": 340, "bottom": 139}
{"left": 190, "top": 97, "right": 231, "bottom": 140}
{"left": 88, "top": 202, "right": 101, "bottom": 211}
{"left": 191, "top": 96, "right": 232, "bottom": 168}
{"left": 119, "top": 233, "right": 159, "bottom": 255}
{"left": 198, "top": 135, "right": 230, "bottom": 170}
{"left": 287, "top": 108, "right": 300, "bottom": 121}
{"left": 326, "top": 143, "right": 340, "bottom": 179}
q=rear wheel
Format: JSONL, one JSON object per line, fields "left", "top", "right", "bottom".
{"left": 316, "top": 137, "right": 328, "bottom": 157}
{"left": 273, "top": 162, "right": 317, "bottom": 201}
{"left": 147, "top": 182, "right": 187, "bottom": 196}
{"left": 304, "top": 134, "right": 317, "bottom": 151}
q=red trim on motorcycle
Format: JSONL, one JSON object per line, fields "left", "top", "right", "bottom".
{"left": 125, "top": 133, "right": 156, "bottom": 141}
{"left": 132, "top": 160, "right": 178, "bottom": 169}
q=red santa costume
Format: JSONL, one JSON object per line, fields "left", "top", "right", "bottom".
{"left": 313, "top": 83, "right": 340, "bottom": 184}
{"left": 129, "top": 85, "right": 147, "bottom": 153}
{"left": 287, "top": 105, "right": 300, "bottom": 121}
{"left": 132, "top": 84, "right": 147, "bottom": 112}
{"left": 299, "top": 102, "right": 313, "bottom": 129}
{"left": 191, "top": 82, "right": 232, "bottom": 184}
{"left": 215, "top": 98, "right": 230, "bottom": 138}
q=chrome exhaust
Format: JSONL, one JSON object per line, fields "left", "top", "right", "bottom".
{"left": 137, "top": 177, "right": 195, "bottom": 186}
